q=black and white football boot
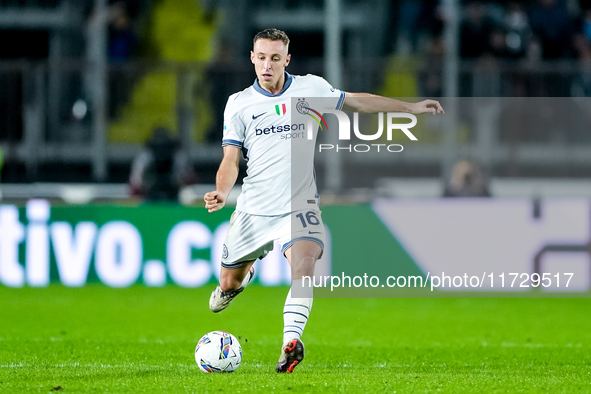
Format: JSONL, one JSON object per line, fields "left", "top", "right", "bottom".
{"left": 276, "top": 338, "right": 305, "bottom": 373}
{"left": 209, "top": 266, "right": 255, "bottom": 313}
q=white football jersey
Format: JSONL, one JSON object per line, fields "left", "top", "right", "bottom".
{"left": 222, "top": 72, "right": 345, "bottom": 215}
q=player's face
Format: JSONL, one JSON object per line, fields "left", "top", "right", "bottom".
{"left": 251, "top": 39, "right": 291, "bottom": 91}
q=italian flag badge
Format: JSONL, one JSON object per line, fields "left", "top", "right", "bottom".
{"left": 275, "top": 103, "right": 287, "bottom": 116}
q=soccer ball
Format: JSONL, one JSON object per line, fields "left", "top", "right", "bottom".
{"left": 195, "top": 331, "right": 242, "bottom": 373}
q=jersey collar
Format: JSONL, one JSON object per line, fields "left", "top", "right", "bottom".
{"left": 253, "top": 72, "right": 293, "bottom": 97}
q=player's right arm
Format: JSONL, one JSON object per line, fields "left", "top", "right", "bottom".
{"left": 204, "top": 146, "right": 241, "bottom": 213}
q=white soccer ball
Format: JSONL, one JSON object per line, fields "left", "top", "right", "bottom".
{"left": 195, "top": 331, "right": 242, "bottom": 373}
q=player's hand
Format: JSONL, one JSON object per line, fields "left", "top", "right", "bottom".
{"left": 412, "top": 99, "right": 444, "bottom": 115}
{"left": 204, "top": 191, "right": 226, "bottom": 213}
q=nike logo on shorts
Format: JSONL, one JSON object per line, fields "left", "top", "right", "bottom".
{"left": 252, "top": 112, "right": 265, "bottom": 119}
{"left": 308, "top": 231, "right": 321, "bottom": 235}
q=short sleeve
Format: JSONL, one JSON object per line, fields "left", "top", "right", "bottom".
{"left": 314, "top": 76, "right": 346, "bottom": 110}
{"left": 221, "top": 94, "right": 245, "bottom": 148}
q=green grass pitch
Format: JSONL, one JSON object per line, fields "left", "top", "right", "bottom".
{"left": 1, "top": 285, "right": 590, "bottom": 393}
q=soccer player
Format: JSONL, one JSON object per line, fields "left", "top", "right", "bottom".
{"left": 204, "top": 28, "right": 443, "bottom": 373}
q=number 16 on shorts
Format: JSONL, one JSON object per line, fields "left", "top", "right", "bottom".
{"left": 292, "top": 210, "right": 325, "bottom": 245}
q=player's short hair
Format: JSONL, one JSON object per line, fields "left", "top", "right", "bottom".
{"left": 253, "top": 28, "right": 290, "bottom": 47}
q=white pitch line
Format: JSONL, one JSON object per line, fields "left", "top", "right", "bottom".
{"left": 0, "top": 363, "right": 193, "bottom": 368}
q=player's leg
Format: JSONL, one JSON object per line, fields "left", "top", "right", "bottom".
{"left": 276, "top": 239, "right": 322, "bottom": 373}
{"left": 219, "top": 262, "right": 255, "bottom": 292}
{"left": 209, "top": 260, "right": 255, "bottom": 313}
{"left": 210, "top": 210, "right": 272, "bottom": 313}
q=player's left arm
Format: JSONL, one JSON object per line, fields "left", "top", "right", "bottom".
{"left": 343, "top": 92, "right": 444, "bottom": 115}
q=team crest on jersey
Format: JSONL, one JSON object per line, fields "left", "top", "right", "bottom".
{"left": 296, "top": 98, "right": 310, "bottom": 115}
{"left": 222, "top": 244, "right": 228, "bottom": 259}
{"left": 296, "top": 98, "right": 329, "bottom": 131}
{"left": 275, "top": 103, "right": 287, "bottom": 116}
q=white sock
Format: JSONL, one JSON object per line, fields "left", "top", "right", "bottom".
{"left": 282, "top": 285, "right": 313, "bottom": 344}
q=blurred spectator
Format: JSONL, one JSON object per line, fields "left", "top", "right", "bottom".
{"left": 391, "top": 0, "right": 441, "bottom": 54}
{"left": 459, "top": 2, "right": 506, "bottom": 96}
{"left": 460, "top": 2, "right": 496, "bottom": 59}
{"left": 583, "top": 8, "right": 591, "bottom": 43}
{"left": 528, "top": 0, "right": 574, "bottom": 59}
{"left": 108, "top": 2, "right": 137, "bottom": 118}
{"left": 571, "top": 33, "right": 591, "bottom": 96}
{"left": 129, "top": 127, "right": 197, "bottom": 202}
{"left": 504, "top": 2, "right": 531, "bottom": 59}
{"left": 488, "top": 27, "right": 510, "bottom": 59}
{"left": 108, "top": 2, "right": 136, "bottom": 62}
{"left": 527, "top": 0, "right": 575, "bottom": 96}
{"left": 396, "top": 0, "right": 424, "bottom": 54}
{"left": 443, "top": 159, "right": 491, "bottom": 198}
{"left": 420, "top": 0, "right": 444, "bottom": 37}
{"left": 420, "top": 35, "right": 444, "bottom": 97}
{"left": 472, "top": 27, "right": 510, "bottom": 96}
{"left": 396, "top": 0, "right": 422, "bottom": 55}
{"left": 569, "top": 7, "right": 591, "bottom": 96}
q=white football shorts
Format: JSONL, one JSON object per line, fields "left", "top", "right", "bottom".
{"left": 221, "top": 208, "right": 325, "bottom": 268}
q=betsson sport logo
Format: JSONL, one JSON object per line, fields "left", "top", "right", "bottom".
{"left": 296, "top": 98, "right": 419, "bottom": 153}
{"left": 254, "top": 102, "right": 306, "bottom": 137}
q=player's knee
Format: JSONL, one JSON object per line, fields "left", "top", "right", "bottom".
{"left": 301, "top": 255, "right": 316, "bottom": 269}
{"left": 292, "top": 255, "right": 316, "bottom": 278}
